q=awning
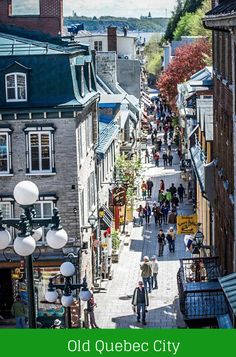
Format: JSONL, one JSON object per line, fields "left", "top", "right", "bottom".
{"left": 97, "top": 121, "right": 119, "bottom": 157}
{"left": 189, "top": 125, "right": 205, "bottom": 192}
{"left": 219, "top": 272, "right": 236, "bottom": 316}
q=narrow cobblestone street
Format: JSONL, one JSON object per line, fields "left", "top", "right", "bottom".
{"left": 94, "top": 140, "right": 192, "bottom": 328}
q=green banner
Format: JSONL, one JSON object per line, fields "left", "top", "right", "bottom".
{"left": 0, "top": 329, "right": 235, "bottom": 357}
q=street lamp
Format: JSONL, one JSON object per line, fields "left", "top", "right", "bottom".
{"left": 0, "top": 180, "right": 68, "bottom": 328}
{"left": 45, "top": 261, "right": 91, "bottom": 328}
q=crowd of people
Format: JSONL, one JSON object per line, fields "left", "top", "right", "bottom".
{"left": 131, "top": 94, "right": 188, "bottom": 326}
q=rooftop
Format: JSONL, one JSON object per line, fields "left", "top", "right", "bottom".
{"left": 206, "top": 0, "right": 236, "bottom": 17}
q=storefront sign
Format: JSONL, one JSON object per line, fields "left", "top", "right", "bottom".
{"left": 113, "top": 187, "right": 126, "bottom": 206}
{"left": 177, "top": 214, "right": 198, "bottom": 234}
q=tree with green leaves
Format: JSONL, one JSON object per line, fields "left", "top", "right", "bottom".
{"left": 164, "top": 0, "right": 205, "bottom": 42}
{"left": 144, "top": 33, "right": 163, "bottom": 75}
{"left": 114, "top": 155, "right": 142, "bottom": 203}
{"left": 173, "top": 0, "right": 211, "bottom": 40}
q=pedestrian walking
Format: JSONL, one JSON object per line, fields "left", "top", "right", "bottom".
{"left": 143, "top": 203, "right": 151, "bottom": 225}
{"left": 132, "top": 281, "right": 149, "bottom": 325}
{"left": 157, "top": 138, "right": 162, "bottom": 151}
{"left": 152, "top": 202, "right": 163, "bottom": 226}
{"left": 160, "top": 179, "right": 165, "bottom": 192}
{"left": 166, "top": 227, "right": 176, "bottom": 253}
{"left": 141, "top": 180, "right": 147, "bottom": 199}
{"left": 171, "top": 194, "right": 179, "bottom": 208}
{"left": 168, "top": 209, "right": 177, "bottom": 225}
{"left": 153, "top": 151, "right": 160, "bottom": 167}
{"left": 161, "top": 202, "right": 169, "bottom": 224}
{"left": 140, "top": 256, "right": 152, "bottom": 293}
{"left": 145, "top": 148, "right": 149, "bottom": 163}
{"left": 157, "top": 228, "right": 166, "bottom": 257}
{"left": 137, "top": 205, "right": 144, "bottom": 226}
{"left": 151, "top": 256, "right": 159, "bottom": 289}
{"left": 87, "top": 287, "right": 99, "bottom": 329}
{"left": 169, "top": 183, "right": 177, "bottom": 196}
{"left": 162, "top": 151, "right": 168, "bottom": 167}
{"left": 11, "top": 295, "right": 26, "bottom": 328}
{"left": 177, "top": 184, "right": 185, "bottom": 202}
{"left": 146, "top": 178, "right": 154, "bottom": 197}
{"left": 168, "top": 152, "right": 173, "bottom": 166}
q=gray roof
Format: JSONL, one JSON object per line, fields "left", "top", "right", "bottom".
{"left": 97, "top": 121, "right": 119, "bottom": 156}
{"left": 219, "top": 272, "right": 236, "bottom": 315}
{"left": 206, "top": 0, "right": 236, "bottom": 17}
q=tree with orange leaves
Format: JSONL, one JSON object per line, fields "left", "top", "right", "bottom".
{"left": 157, "top": 39, "right": 212, "bottom": 109}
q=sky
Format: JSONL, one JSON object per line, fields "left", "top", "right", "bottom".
{"left": 63, "top": 0, "right": 178, "bottom": 18}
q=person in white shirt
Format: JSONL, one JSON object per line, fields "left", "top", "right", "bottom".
{"left": 151, "top": 256, "right": 159, "bottom": 289}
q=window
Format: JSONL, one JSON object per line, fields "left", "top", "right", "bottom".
{"left": 88, "top": 63, "right": 92, "bottom": 92}
{"left": 34, "top": 201, "right": 54, "bottom": 244}
{"left": 80, "top": 66, "right": 85, "bottom": 97}
{"left": 29, "top": 132, "right": 51, "bottom": 172}
{"left": 24, "top": 126, "right": 56, "bottom": 174}
{"left": 11, "top": 0, "right": 40, "bottom": 15}
{"left": 5, "top": 73, "right": 27, "bottom": 102}
{"left": 85, "top": 113, "right": 93, "bottom": 150}
{"left": 87, "top": 172, "right": 96, "bottom": 210}
{"left": 0, "top": 129, "right": 13, "bottom": 174}
{"left": 94, "top": 41, "right": 102, "bottom": 51}
{"left": 0, "top": 202, "right": 11, "bottom": 218}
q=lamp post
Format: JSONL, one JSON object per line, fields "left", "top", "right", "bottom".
{"left": 45, "top": 261, "right": 92, "bottom": 328}
{"left": 0, "top": 180, "right": 68, "bottom": 328}
{"left": 191, "top": 224, "right": 204, "bottom": 281}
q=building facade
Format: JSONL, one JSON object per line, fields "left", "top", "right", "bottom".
{"left": 204, "top": 0, "right": 236, "bottom": 274}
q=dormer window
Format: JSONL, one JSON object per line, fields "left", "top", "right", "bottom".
{"left": 5, "top": 72, "right": 27, "bottom": 102}
{"left": 80, "top": 66, "right": 85, "bottom": 97}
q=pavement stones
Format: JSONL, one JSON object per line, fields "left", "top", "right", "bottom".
{"left": 94, "top": 144, "right": 192, "bottom": 328}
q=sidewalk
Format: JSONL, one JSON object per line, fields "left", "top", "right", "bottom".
{"left": 94, "top": 142, "right": 192, "bottom": 328}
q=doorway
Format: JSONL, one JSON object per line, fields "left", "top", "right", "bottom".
{"left": 0, "top": 269, "right": 13, "bottom": 318}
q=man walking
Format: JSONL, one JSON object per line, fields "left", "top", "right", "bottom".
{"left": 146, "top": 178, "right": 154, "bottom": 197}
{"left": 157, "top": 228, "right": 166, "bottom": 257}
{"left": 177, "top": 184, "right": 185, "bottom": 203}
{"left": 132, "top": 281, "right": 149, "bottom": 325}
{"left": 140, "top": 256, "right": 152, "bottom": 293}
{"left": 11, "top": 295, "right": 26, "bottom": 328}
{"left": 151, "top": 256, "right": 159, "bottom": 289}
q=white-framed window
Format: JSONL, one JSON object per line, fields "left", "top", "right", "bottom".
{"left": 88, "top": 63, "right": 92, "bottom": 92}
{"left": 33, "top": 201, "right": 54, "bottom": 244}
{"left": 0, "top": 133, "right": 9, "bottom": 173}
{"left": 94, "top": 41, "right": 102, "bottom": 51}
{"left": 80, "top": 66, "right": 85, "bottom": 97}
{"left": 0, "top": 202, "right": 12, "bottom": 218}
{"left": 85, "top": 113, "right": 93, "bottom": 150}
{"left": 29, "top": 131, "right": 52, "bottom": 173}
{"left": 5, "top": 72, "right": 27, "bottom": 102}
{"left": 80, "top": 190, "right": 85, "bottom": 227}
{"left": 87, "top": 172, "right": 96, "bottom": 210}
{"left": 0, "top": 128, "right": 13, "bottom": 175}
{"left": 11, "top": 0, "right": 40, "bottom": 15}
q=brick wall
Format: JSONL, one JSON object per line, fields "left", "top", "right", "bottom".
{"left": 96, "top": 52, "right": 118, "bottom": 93}
{"left": 0, "top": 0, "right": 63, "bottom": 37}
{"left": 107, "top": 26, "right": 117, "bottom": 52}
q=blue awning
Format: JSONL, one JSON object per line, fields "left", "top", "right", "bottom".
{"left": 97, "top": 121, "right": 119, "bottom": 157}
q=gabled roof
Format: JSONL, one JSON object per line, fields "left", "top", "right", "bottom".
{"left": 206, "top": 0, "right": 236, "bottom": 17}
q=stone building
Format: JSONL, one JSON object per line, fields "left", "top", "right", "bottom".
{"left": 0, "top": 0, "right": 99, "bottom": 324}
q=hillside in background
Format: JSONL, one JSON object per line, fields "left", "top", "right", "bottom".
{"left": 64, "top": 16, "right": 169, "bottom": 33}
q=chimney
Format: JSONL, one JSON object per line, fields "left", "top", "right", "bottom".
{"left": 0, "top": 0, "right": 63, "bottom": 37}
{"left": 107, "top": 26, "right": 117, "bottom": 52}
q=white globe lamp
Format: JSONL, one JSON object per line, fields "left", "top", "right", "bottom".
{"left": 14, "top": 235, "right": 36, "bottom": 256}
{"left": 13, "top": 181, "right": 39, "bottom": 206}
{"left": 61, "top": 294, "right": 74, "bottom": 307}
{"left": 0, "top": 230, "right": 11, "bottom": 250}
{"left": 60, "top": 262, "right": 75, "bottom": 277}
{"left": 46, "top": 229, "right": 68, "bottom": 249}
{"left": 79, "top": 289, "right": 92, "bottom": 302}
{"left": 32, "top": 227, "right": 43, "bottom": 242}
{"left": 45, "top": 290, "right": 58, "bottom": 303}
